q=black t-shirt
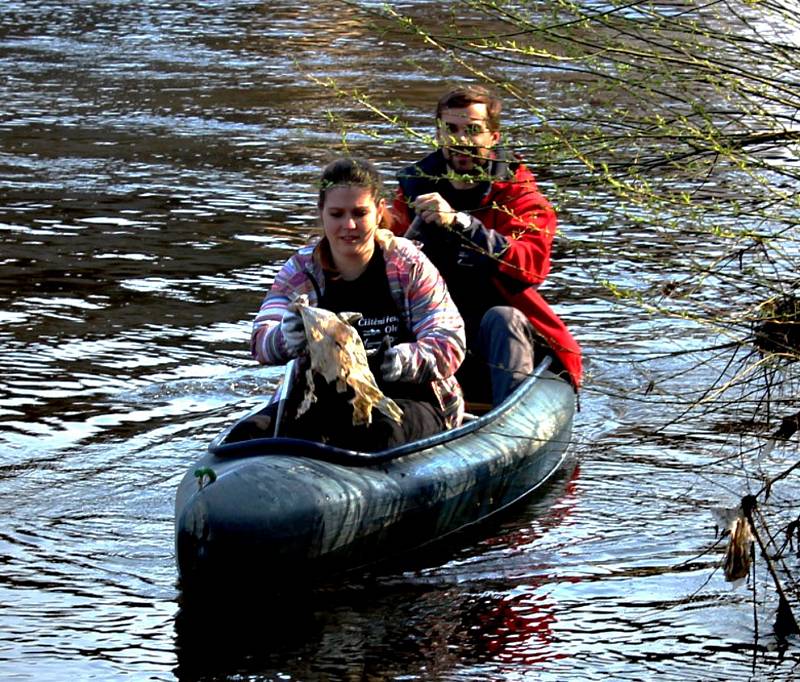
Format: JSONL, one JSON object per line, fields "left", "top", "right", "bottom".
{"left": 438, "top": 181, "right": 489, "bottom": 213}
{"left": 319, "top": 248, "right": 436, "bottom": 405}
{"left": 320, "top": 248, "right": 412, "bottom": 352}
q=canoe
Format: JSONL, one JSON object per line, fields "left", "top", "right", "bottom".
{"left": 174, "top": 359, "right": 576, "bottom": 590}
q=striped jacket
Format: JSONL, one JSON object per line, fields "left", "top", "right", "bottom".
{"left": 251, "top": 229, "right": 466, "bottom": 428}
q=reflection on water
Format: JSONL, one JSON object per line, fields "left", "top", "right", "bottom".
{"left": 1, "top": 1, "right": 798, "bottom": 680}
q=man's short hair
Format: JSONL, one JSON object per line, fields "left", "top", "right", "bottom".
{"left": 436, "top": 85, "right": 502, "bottom": 132}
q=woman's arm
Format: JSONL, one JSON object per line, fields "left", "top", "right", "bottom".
{"left": 388, "top": 242, "right": 466, "bottom": 383}
{"left": 250, "top": 254, "right": 311, "bottom": 365}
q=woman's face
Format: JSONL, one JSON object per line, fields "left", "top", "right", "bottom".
{"left": 320, "top": 185, "right": 384, "bottom": 269}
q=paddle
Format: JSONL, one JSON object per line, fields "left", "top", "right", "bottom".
{"left": 403, "top": 215, "right": 424, "bottom": 240}
{"left": 273, "top": 358, "right": 297, "bottom": 437}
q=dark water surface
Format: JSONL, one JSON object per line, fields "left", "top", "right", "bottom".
{"left": 2, "top": 1, "right": 798, "bottom": 680}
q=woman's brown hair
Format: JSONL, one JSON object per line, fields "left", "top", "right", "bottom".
{"left": 315, "top": 157, "right": 389, "bottom": 275}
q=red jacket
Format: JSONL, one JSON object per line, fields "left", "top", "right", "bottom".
{"left": 391, "top": 150, "right": 583, "bottom": 388}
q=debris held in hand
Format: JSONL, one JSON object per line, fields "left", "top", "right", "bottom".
{"left": 290, "top": 297, "right": 403, "bottom": 426}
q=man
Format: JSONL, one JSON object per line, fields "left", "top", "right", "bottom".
{"left": 391, "top": 85, "right": 582, "bottom": 404}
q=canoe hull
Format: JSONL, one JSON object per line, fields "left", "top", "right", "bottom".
{"left": 175, "top": 369, "right": 575, "bottom": 588}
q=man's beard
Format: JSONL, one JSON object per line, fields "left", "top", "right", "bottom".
{"left": 444, "top": 145, "right": 491, "bottom": 180}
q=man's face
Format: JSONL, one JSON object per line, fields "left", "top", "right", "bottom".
{"left": 436, "top": 103, "right": 501, "bottom": 178}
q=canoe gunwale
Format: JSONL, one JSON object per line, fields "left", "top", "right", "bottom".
{"left": 209, "top": 357, "right": 557, "bottom": 467}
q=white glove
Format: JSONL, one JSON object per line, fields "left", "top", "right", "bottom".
{"left": 380, "top": 347, "right": 404, "bottom": 382}
{"left": 280, "top": 309, "right": 307, "bottom": 357}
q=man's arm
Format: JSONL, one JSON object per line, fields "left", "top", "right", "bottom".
{"left": 408, "top": 183, "right": 557, "bottom": 287}
{"left": 469, "top": 181, "right": 557, "bottom": 286}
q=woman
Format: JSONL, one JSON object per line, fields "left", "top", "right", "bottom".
{"left": 233, "top": 157, "right": 465, "bottom": 451}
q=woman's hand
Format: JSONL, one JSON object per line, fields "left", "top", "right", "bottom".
{"left": 280, "top": 309, "right": 307, "bottom": 357}
{"left": 380, "top": 347, "right": 404, "bottom": 382}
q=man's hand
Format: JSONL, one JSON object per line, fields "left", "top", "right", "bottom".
{"left": 413, "top": 193, "right": 457, "bottom": 228}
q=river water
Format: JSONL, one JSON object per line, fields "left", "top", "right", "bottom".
{"left": 2, "top": 1, "right": 798, "bottom": 680}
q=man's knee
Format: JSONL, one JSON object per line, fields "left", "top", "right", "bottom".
{"left": 479, "top": 306, "right": 532, "bottom": 341}
{"left": 480, "top": 305, "right": 513, "bottom": 330}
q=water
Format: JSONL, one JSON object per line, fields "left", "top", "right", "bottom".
{"left": 2, "top": 1, "right": 799, "bottom": 680}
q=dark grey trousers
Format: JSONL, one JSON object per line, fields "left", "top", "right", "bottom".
{"left": 459, "top": 306, "right": 541, "bottom": 406}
